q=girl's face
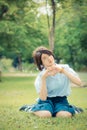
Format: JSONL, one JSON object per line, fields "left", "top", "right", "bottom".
{"left": 41, "top": 53, "right": 55, "bottom": 68}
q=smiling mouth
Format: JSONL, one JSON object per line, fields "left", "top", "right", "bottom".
{"left": 47, "top": 63, "right": 55, "bottom": 67}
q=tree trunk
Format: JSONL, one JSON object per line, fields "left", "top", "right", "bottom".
{"left": 17, "top": 55, "right": 22, "bottom": 71}
{"left": 49, "top": 27, "right": 54, "bottom": 52}
{"left": 46, "top": 0, "right": 56, "bottom": 52}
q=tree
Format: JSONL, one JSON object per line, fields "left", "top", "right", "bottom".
{"left": 0, "top": 1, "right": 8, "bottom": 19}
{"left": 46, "top": 0, "right": 56, "bottom": 51}
{"left": 0, "top": 0, "right": 48, "bottom": 70}
{"left": 33, "top": 0, "right": 56, "bottom": 51}
{"left": 54, "top": 0, "right": 87, "bottom": 69}
{"left": 0, "top": 0, "right": 87, "bottom": 70}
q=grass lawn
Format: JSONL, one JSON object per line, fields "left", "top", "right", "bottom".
{"left": 0, "top": 72, "right": 87, "bottom": 130}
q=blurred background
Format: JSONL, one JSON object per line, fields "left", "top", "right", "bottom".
{"left": 0, "top": 1, "right": 87, "bottom": 129}
{"left": 0, "top": 0, "right": 87, "bottom": 75}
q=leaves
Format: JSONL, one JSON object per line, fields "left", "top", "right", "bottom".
{"left": 0, "top": 0, "right": 87, "bottom": 70}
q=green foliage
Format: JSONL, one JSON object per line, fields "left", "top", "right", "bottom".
{"left": 54, "top": 0, "right": 87, "bottom": 70}
{"left": 0, "top": 1, "right": 9, "bottom": 19}
{"left": 0, "top": 57, "right": 13, "bottom": 72}
{"left": 0, "top": 0, "right": 48, "bottom": 62}
{"left": 0, "top": 0, "right": 87, "bottom": 70}
{"left": 0, "top": 57, "right": 38, "bottom": 73}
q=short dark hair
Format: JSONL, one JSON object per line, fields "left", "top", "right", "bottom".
{"left": 32, "top": 46, "right": 54, "bottom": 71}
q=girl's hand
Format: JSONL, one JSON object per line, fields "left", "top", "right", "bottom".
{"left": 48, "top": 65, "right": 63, "bottom": 74}
{"left": 42, "top": 69, "right": 52, "bottom": 79}
{"left": 42, "top": 65, "right": 63, "bottom": 79}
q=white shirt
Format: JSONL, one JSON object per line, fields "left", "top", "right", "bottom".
{"left": 34, "top": 64, "right": 78, "bottom": 97}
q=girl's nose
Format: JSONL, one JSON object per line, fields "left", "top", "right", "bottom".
{"left": 48, "top": 56, "right": 52, "bottom": 61}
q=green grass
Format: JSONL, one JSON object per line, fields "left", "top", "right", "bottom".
{"left": 0, "top": 73, "right": 87, "bottom": 130}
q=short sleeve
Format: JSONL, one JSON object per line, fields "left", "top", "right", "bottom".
{"left": 34, "top": 74, "right": 41, "bottom": 93}
{"left": 63, "top": 64, "right": 78, "bottom": 77}
{"left": 34, "top": 69, "right": 46, "bottom": 94}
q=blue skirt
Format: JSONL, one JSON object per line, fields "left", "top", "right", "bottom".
{"left": 31, "top": 96, "right": 75, "bottom": 117}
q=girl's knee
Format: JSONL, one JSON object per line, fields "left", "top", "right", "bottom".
{"left": 56, "top": 111, "right": 72, "bottom": 118}
{"left": 33, "top": 111, "right": 52, "bottom": 118}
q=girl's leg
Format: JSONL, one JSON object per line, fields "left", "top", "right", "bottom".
{"left": 56, "top": 111, "right": 72, "bottom": 118}
{"left": 33, "top": 111, "right": 52, "bottom": 118}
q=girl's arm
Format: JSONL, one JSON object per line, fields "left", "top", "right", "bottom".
{"left": 39, "top": 76, "right": 47, "bottom": 100}
{"left": 39, "top": 68, "right": 57, "bottom": 100}
{"left": 48, "top": 65, "right": 83, "bottom": 86}
{"left": 39, "top": 69, "right": 50, "bottom": 101}
{"left": 61, "top": 68, "right": 83, "bottom": 86}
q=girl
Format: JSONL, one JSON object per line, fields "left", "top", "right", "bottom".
{"left": 31, "top": 46, "right": 83, "bottom": 118}
{"left": 19, "top": 46, "right": 83, "bottom": 118}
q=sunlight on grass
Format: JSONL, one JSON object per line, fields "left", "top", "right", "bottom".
{"left": 68, "top": 87, "right": 87, "bottom": 108}
{"left": 0, "top": 74, "right": 87, "bottom": 130}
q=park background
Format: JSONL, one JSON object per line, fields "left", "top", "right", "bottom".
{"left": 0, "top": 0, "right": 87, "bottom": 130}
